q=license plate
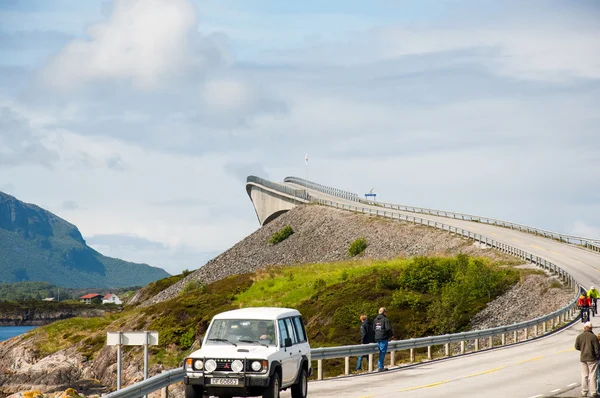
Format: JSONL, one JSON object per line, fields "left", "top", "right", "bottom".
{"left": 210, "top": 378, "right": 239, "bottom": 385}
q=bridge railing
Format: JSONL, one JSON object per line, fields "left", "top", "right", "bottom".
{"left": 283, "top": 176, "right": 600, "bottom": 251}
{"left": 283, "top": 176, "right": 359, "bottom": 202}
{"left": 247, "top": 176, "right": 311, "bottom": 202}
{"left": 105, "top": 178, "right": 584, "bottom": 396}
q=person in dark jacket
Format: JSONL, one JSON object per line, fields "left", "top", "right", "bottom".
{"left": 575, "top": 321, "right": 600, "bottom": 397}
{"left": 356, "top": 314, "right": 370, "bottom": 371}
{"left": 373, "top": 307, "right": 393, "bottom": 371}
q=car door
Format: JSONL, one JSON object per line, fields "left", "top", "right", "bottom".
{"left": 293, "top": 316, "right": 310, "bottom": 361}
{"left": 285, "top": 317, "right": 303, "bottom": 381}
{"left": 277, "top": 318, "right": 296, "bottom": 386}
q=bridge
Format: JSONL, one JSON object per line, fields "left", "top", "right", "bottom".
{"left": 108, "top": 176, "right": 600, "bottom": 398}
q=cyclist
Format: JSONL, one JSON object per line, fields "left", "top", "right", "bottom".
{"left": 588, "top": 286, "right": 600, "bottom": 316}
{"left": 579, "top": 293, "right": 591, "bottom": 323}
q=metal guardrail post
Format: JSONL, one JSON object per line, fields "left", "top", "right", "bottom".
{"left": 368, "top": 354, "right": 374, "bottom": 372}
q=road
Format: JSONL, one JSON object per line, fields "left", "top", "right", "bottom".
{"left": 278, "top": 182, "right": 599, "bottom": 398}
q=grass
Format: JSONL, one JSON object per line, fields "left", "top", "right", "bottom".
{"left": 235, "top": 259, "right": 407, "bottom": 308}
{"left": 31, "top": 315, "right": 118, "bottom": 357}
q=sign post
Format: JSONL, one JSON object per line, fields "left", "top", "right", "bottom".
{"left": 107, "top": 331, "right": 159, "bottom": 392}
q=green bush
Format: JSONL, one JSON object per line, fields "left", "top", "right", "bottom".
{"left": 312, "top": 279, "right": 327, "bottom": 291}
{"left": 348, "top": 238, "right": 367, "bottom": 257}
{"left": 377, "top": 272, "right": 398, "bottom": 290}
{"left": 391, "top": 289, "right": 426, "bottom": 310}
{"left": 269, "top": 225, "right": 294, "bottom": 244}
{"left": 181, "top": 280, "right": 205, "bottom": 294}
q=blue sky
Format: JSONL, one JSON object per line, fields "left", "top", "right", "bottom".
{"left": 1, "top": 0, "right": 599, "bottom": 275}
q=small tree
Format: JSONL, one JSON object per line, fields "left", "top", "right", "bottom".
{"left": 348, "top": 238, "right": 367, "bottom": 257}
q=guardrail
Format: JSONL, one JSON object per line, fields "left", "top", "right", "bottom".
{"left": 105, "top": 177, "right": 585, "bottom": 396}
{"left": 247, "top": 175, "right": 311, "bottom": 202}
{"left": 282, "top": 176, "right": 600, "bottom": 251}
{"left": 363, "top": 199, "right": 600, "bottom": 251}
{"left": 283, "top": 176, "right": 359, "bottom": 202}
{"left": 102, "top": 368, "right": 184, "bottom": 398}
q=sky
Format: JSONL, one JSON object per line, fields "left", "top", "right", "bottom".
{"left": 1, "top": 0, "right": 599, "bottom": 276}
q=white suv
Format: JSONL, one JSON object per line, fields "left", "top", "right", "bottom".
{"left": 184, "top": 307, "right": 312, "bottom": 398}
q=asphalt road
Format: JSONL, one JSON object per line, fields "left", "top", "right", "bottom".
{"left": 279, "top": 182, "right": 600, "bottom": 398}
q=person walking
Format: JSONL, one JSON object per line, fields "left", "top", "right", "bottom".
{"left": 356, "top": 314, "right": 373, "bottom": 372}
{"left": 373, "top": 307, "right": 393, "bottom": 372}
{"left": 589, "top": 287, "right": 600, "bottom": 316}
{"left": 575, "top": 321, "right": 600, "bottom": 397}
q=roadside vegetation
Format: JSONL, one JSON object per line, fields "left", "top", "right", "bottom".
{"left": 348, "top": 237, "right": 367, "bottom": 256}
{"left": 268, "top": 225, "right": 294, "bottom": 244}
{"left": 24, "top": 254, "right": 522, "bottom": 372}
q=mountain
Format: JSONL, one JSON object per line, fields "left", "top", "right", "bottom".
{"left": 0, "top": 191, "right": 170, "bottom": 288}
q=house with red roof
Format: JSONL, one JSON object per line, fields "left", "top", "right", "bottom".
{"left": 102, "top": 293, "right": 122, "bottom": 305}
{"left": 79, "top": 293, "right": 102, "bottom": 304}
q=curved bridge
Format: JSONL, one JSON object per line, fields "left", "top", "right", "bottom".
{"left": 246, "top": 175, "right": 600, "bottom": 397}
{"left": 108, "top": 176, "right": 600, "bottom": 398}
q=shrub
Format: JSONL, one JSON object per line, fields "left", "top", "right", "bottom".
{"left": 179, "top": 327, "right": 196, "bottom": 349}
{"left": 391, "top": 289, "right": 425, "bottom": 310}
{"left": 377, "top": 272, "right": 398, "bottom": 290}
{"left": 340, "top": 270, "right": 349, "bottom": 281}
{"left": 181, "top": 280, "right": 205, "bottom": 295}
{"left": 348, "top": 238, "right": 367, "bottom": 257}
{"left": 312, "top": 279, "right": 327, "bottom": 291}
{"left": 269, "top": 225, "right": 294, "bottom": 244}
{"left": 182, "top": 269, "right": 192, "bottom": 277}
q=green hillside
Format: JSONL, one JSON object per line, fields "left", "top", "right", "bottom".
{"left": 29, "top": 254, "right": 522, "bottom": 374}
{"left": 0, "top": 191, "right": 170, "bottom": 288}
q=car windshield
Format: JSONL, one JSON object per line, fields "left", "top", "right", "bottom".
{"left": 205, "top": 319, "right": 277, "bottom": 346}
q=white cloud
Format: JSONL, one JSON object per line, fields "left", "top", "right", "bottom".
{"left": 569, "top": 221, "right": 600, "bottom": 240}
{"left": 41, "top": 0, "right": 228, "bottom": 89}
{"left": 203, "top": 79, "right": 250, "bottom": 109}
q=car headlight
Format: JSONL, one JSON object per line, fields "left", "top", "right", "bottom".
{"left": 251, "top": 361, "right": 262, "bottom": 371}
{"left": 194, "top": 360, "right": 204, "bottom": 370}
{"left": 205, "top": 359, "right": 217, "bottom": 372}
{"left": 231, "top": 359, "right": 243, "bottom": 373}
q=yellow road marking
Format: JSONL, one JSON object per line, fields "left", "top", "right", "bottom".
{"left": 516, "top": 356, "right": 543, "bottom": 364}
{"left": 358, "top": 396, "right": 375, "bottom": 398}
{"left": 398, "top": 380, "right": 450, "bottom": 392}
{"left": 550, "top": 251, "right": 560, "bottom": 255}
{"left": 511, "top": 238, "right": 520, "bottom": 242}
{"left": 555, "top": 348, "right": 576, "bottom": 354}
{"left": 530, "top": 244, "right": 542, "bottom": 249}
{"left": 491, "top": 233, "right": 498, "bottom": 236}
{"left": 577, "top": 260, "right": 583, "bottom": 264}
{"left": 465, "top": 366, "right": 504, "bottom": 378}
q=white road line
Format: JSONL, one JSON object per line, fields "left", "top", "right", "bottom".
{"left": 550, "top": 388, "right": 561, "bottom": 392}
{"left": 568, "top": 382, "right": 578, "bottom": 387}
{"left": 527, "top": 395, "right": 544, "bottom": 398}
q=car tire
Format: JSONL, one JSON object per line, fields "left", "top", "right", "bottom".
{"left": 291, "top": 367, "right": 308, "bottom": 398}
{"left": 262, "top": 371, "right": 281, "bottom": 398}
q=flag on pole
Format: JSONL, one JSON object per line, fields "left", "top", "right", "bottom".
{"left": 305, "top": 153, "right": 308, "bottom": 165}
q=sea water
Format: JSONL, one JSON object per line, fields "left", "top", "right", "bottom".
{"left": 0, "top": 326, "right": 36, "bottom": 342}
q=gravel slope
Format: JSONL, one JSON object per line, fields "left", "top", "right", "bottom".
{"left": 141, "top": 204, "right": 513, "bottom": 306}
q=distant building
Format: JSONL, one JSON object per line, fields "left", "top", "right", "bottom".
{"left": 43, "top": 297, "right": 55, "bottom": 301}
{"left": 80, "top": 293, "right": 103, "bottom": 304}
{"left": 102, "top": 293, "right": 122, "bottom": 305}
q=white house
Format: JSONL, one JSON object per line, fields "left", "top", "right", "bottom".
{"left": 102, "top": 293, "right": 122, "bottom": 305}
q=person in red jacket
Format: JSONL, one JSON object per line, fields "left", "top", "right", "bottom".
{"left": 579, "top": 293, "right": 591, "bottom": 322}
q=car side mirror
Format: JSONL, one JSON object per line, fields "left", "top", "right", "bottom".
{"left": 284, "top": 337, "right": 292, "bottom": 347}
